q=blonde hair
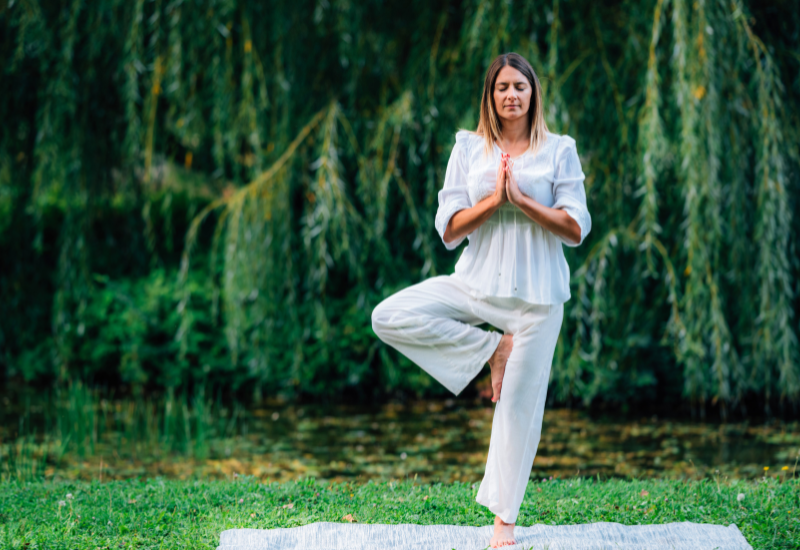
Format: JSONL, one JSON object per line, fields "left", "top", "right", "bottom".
{"left": 466, "top": 52, "right": 549, "bottom": 157}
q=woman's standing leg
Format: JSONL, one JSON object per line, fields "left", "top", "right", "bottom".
{"left": 474, "top": 301, "right": 564, "bottom": 527}
{"left": 371, "top": 275, "right": 503, "bottom": 396}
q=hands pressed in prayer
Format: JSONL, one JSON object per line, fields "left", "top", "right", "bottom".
{"left": 500, "top": 153, "right": 526, "bottom": 206}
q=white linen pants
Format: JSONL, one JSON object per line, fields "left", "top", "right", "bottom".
{"left": 371, "top": 274, "right": 563, "bottom": 524}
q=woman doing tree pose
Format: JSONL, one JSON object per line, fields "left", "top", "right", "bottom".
{"left": 371, "top": 52, "right": 591, "bottom": 548}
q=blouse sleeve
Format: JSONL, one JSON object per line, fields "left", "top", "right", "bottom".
{"left": 552, "top": 135, "right": 591, "bottom": 247}
{"left": 434, "top": 132, "right": 474, "bottom": 250}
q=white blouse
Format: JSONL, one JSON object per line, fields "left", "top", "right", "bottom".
{"left": 434, "top": 130, "right": 591, "bottom": 305}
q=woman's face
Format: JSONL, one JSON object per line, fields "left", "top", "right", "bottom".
{"left": 492, "top": 65, "right": 532, "bottom": 124}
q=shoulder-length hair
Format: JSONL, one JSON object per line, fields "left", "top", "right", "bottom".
{"left": 466, "top": 52, "right": 549, "bottom": 157}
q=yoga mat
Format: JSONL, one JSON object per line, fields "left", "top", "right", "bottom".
{"left": 217, "top": 521, "right": 753, "bottom": 550}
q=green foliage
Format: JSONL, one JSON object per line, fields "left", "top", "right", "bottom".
{"left": 1, "top": 0, "right": 799, "bottom": 414}
{"left": 8, "top": 265, "right": 227, "bottom": 389}
{"left": 0, "top": 477, "right": 797, "bottom": 548}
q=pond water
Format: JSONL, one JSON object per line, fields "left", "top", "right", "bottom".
{"left": 2, "top": 392, "right": 798, "bottom": 483}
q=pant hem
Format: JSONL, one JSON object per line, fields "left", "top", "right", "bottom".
{"left": 475, "top": 493, "right": 517, "bottom": 524}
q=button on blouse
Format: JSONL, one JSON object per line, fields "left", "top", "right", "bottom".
{"left": 434, "top": 130, "right": 591, "bottom": 305}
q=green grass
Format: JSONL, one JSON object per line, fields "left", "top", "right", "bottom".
{"left": 1, "top": 476, "right": 797, "bottom": 549}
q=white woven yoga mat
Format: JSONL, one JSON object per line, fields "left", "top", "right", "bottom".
{"left": 217, "top": 521, "right": 752, "bottom": 550}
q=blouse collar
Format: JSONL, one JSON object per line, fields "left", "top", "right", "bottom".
{"left": 492, "top": 141, "right": 532, "bottom": 162}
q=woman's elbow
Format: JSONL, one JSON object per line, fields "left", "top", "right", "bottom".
{"left": 566, "top": 217, "right": 582, "bottom": 245}
{"left": 443, "top": 220, "right": 457, "bottom": 245}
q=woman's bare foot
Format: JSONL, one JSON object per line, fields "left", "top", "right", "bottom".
{"left": 490, "top": 515, "right": 516, "bottom": 548}
{"left": 487, "top": 334, "right": 513, "bottom": 402}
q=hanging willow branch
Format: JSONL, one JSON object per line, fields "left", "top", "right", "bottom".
{"left": 178, "top": 104, "right": 329, "bottom": 288}
{"left": 736, "top": 4, "right": 800, "bottom": 405}
{"left": 636, "top": 0, "right": 669, "bottom": 273}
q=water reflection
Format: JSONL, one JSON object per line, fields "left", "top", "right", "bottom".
{"left": 2, "top": 394, "right": 798, "bottom": 482}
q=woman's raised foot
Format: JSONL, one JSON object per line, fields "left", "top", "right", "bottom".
{"left": 487, "top": 334, "right": 513, "bottom": 402}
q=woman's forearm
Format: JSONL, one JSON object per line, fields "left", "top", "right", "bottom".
{"left": 443, "top": 195, "right": 504, "bottom": 246}
{"left": 513, "top": 195, "right": 581, "bottom": 244}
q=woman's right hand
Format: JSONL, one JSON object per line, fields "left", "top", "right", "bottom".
{"left": 445, "top": 154, "right": 509, "bottom": 244}
{"left": 492, "top": 155, "right": 509, "bottom": 206}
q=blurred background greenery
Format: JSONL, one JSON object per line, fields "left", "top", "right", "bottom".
{"left": 1, "top": 0, "right": 799, "bottom": 426}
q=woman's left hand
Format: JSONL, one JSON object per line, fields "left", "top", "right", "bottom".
{"left": 504, "top": 159, "right": 526, "bottom": 206}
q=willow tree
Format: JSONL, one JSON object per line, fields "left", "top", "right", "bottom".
{"left": 1, "top": 0, "right": 798, "bottom": 416}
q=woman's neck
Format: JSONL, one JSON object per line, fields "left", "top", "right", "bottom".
{"left": 498, "top": 116, "right": 530, "bottom": 147}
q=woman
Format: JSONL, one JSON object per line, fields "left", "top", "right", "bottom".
{"left": 371, "top": 52, "right": 591, "bottom": 548}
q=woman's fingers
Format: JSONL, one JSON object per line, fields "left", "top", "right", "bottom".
{"left": 496, "top": 153, "right": 512, "bottom": 204}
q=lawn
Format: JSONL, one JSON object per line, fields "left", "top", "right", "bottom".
{"left": 1, "top": 475, "right": 797, "bottom": 549}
